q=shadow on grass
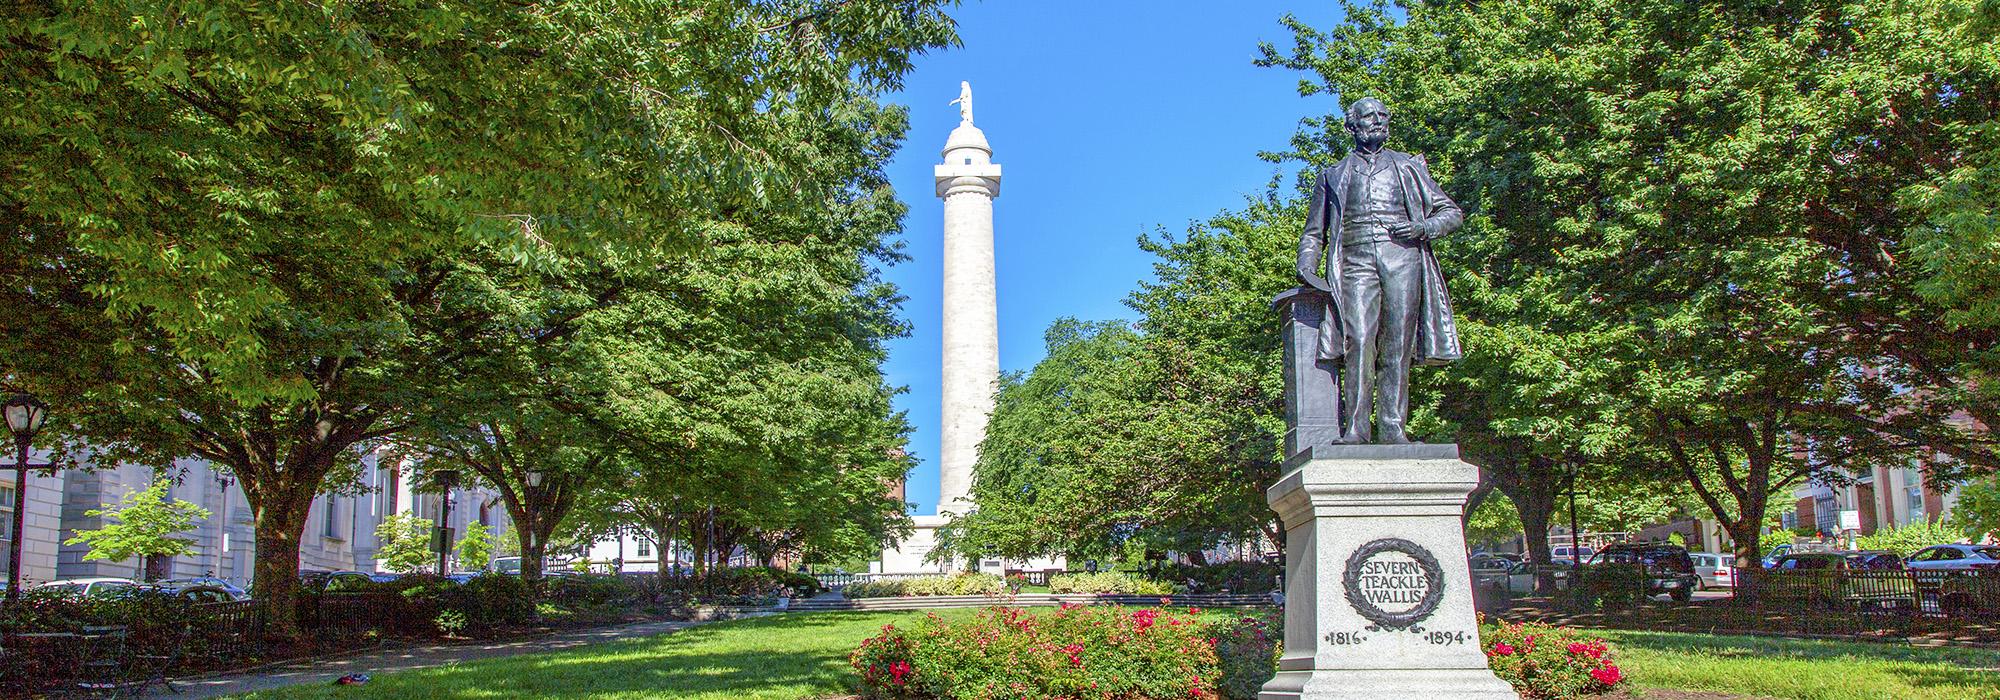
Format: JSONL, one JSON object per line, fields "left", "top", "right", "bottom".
{"left": 238, "top": 610, "right": 971, "bottom": 700}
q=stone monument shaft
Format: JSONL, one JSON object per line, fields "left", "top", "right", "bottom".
{"left": 933, "top": 82, "right": 1001, "bottom": 516}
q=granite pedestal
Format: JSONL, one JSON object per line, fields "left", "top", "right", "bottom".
{"left": 1260, "top": 444, "right": 1518, "bottom": 699}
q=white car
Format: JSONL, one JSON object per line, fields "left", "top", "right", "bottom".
{"left": 1907, "top": 544, "right": 2000, "bottom": 572}
{"left": 1690, "top": 552, "right": 1736, "bottom": 588}
{"left": 32, "top": 577, "right": 139, "bottom": 598}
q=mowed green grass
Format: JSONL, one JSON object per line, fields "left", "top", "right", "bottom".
{"left": 234, "top": 609, "right": 2000, "bottom": 700}
{"left": 1596, "top": 628, "right": 2000, "bottom": 700}
{"left": 234, "top": 609, "right": 985, "bottom": 700}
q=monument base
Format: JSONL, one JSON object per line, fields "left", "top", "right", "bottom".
{"left": 1260, "top": 445, "right": 1518, "bottom": 700}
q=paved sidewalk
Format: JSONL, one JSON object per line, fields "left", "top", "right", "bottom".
{"left": 154, "top": 618, "right": 706, "bottom": 698}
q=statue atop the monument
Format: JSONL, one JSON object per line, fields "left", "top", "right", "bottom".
{"left": 1295, "top": 97, "right": 1463, "bottom": 445}
{"left": 949, "top": 80, "right": 974, "bottom": 125}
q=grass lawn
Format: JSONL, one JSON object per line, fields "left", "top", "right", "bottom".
{"left": 1596, "top": 629, "right": 2000, "bottom": 700}
{"left": 233, "top": 609, "right": 1999, "bottom": 700}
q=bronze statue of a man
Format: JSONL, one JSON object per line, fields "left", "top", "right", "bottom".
{"left": 1297, "top": 97, "right": 1463, "bottom": 444}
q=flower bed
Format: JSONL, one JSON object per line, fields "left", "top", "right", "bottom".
{"left": 850, "top": 605, "right": 1276, "bottom": 699}
{"left": 845, "top": 573, "right": 1007, "bottom": 599}
{"left": 1047, "top": 572, "right": 1175, "bottom": 595}
{"left": 1483, "top": 620, "right": 1624, "bottom": 699}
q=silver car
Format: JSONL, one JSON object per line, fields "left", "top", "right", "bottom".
{"left": 1689, "top": 552, "right": 1736, "bottom": 588}
{"left": 1907, "top": 544, "right": 2000, "bottom": 572}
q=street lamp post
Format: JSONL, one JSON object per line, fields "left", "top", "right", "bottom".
{"left": 5, "top": 394, "right": 50, "bottom": 602}
{"left": 522, "top": 470, "right": 544, "bottom": 582}
{"left": 434, "top": 469, "right": 458, "bottom": 576}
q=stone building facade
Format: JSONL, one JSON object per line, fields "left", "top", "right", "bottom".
{"left": 1, "top": 446, "right": 511, "bottom": 588}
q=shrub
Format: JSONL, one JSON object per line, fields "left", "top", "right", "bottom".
{"left": 549, "top": 573, "right": 643, "bottom": 607}
{"left": 1483, "top": 620, "right": 1623, "bottom": 699}
{"left": 850, "top": 605, "right": 1273, "bottom": 699}
{"left": 455, "top": 572, "right": 535, "bottom": 628}
{"left": 1049, "top": 572, "right": 1175, "bottom": 595}
{"left": 847, "top": 574, "right": 1005, "bottom": 599}
{"left": 1151, "top": 562, "right": 1282, "bottom": 594}
{"left": 1855, "top": 519, "right": 1971, "bottom": 557}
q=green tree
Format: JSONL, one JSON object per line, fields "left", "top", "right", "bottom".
{"left": 456, "top": 522, "right": 493, "bottom": 572}
{"left": 1258, "top": 0, "right": 2000, "bottom": 584}
{"left": 2, "top": 1, "right": 958, "bottom": 636}
{"left": 64, "top": 478, "right": 210, "bottom": 577}
{"left": 374, "top": 513, "right": 434, "bottom": 575}
{"left": 1466, "top": 492, "right": 1523, "bottom": 550}
{"left": 1950, "top": 476, "right": 2000, "bottom": 543}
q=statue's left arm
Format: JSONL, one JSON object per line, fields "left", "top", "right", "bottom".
{"left": 1412, "top": 158, "right": 1463, "bottom": 241}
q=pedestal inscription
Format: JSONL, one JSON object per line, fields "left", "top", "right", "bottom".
{"left": 1343, "top": 538, "right": 1443, "bottom": 630}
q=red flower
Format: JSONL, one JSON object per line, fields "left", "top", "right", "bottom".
{"left": 890, "top": 660, "right": 912, "bottom": 686}
{"left": 1590, "top": 664, "right": 1622, "bottom": 686}
{"left": 1567, "top": 642, "right": 1589, "bottom": 655}
{"left": 1490, "top": 642, "right": 1515, "bottom": 656}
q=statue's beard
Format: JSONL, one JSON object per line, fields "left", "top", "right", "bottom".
{"left": 1354, "top": 129, "right": 1388, "bottom": 152}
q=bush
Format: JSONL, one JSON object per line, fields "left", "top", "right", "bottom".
{"left": 549, "top": 573, "right": 644, "bottom": 607}
{"left": 850, "top": 605, "right": 1274, "bottom": 699}
{"left": 1854, "top": 519, "right": 1970, "bottom": 557}
{"left": 1049, "top": 572, "right": 1175, "bottom": 595}
{"left": 1152, "top": 562, "right": 1282, "bottom": 594}
{"left": 454, "top": 572, "right": 535, "bottom": 628}
{"left": 846, "top": 573, "right": 1005, "bottom": 599}
{"left": 1483, "top": 620, "right": 1623, "bottom": 699}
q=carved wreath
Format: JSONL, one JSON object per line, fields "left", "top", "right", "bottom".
{"left": 1341, "top": 537, "right": 1445, "bottom": 630}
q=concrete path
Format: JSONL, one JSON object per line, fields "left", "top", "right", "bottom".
{"left": 153, "top": 618, "right": 704, "bottom": 699}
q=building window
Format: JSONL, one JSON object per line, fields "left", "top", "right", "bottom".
{"left": 0, "top": 483, "right": 13, "bottom": 543}
{"left": 1814, "top": 495, "right": 1838, "bottom": 534}
{"left": 1908, "top": 485, "right": 1926, "bottom": 523}
{"left": 636, "top": 538, "right": 652, "bottom": 558}
{"left": 323, "top": 498, "right": 343, "bottom": 540}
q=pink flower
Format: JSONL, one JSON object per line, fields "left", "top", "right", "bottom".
{"left": 1490, "top": 642, "right": 1515, "bottom": 656}
{"left": 890, "top": 660, "right": 912, "bottom": 686}
{"left": 1590, "top": 664, "right": 1622, "bottom": 685}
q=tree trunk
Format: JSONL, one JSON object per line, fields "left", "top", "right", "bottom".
{"left": 248, "top": 487, "right": 316, "bottom": 641}
{"left": 1496, "top": 465, "right": 1562, "bottom": 595}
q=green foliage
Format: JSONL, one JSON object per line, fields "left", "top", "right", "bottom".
{"left": 2, "top": 0, "right": 960, "bottom": 635}
{"left": 454, "top": 573, "right": 535, "bottom": 630}
{"left": 1151, "top": 562, "right": 1282, "bottom": 594}
{"left": 456, "top": 522, "right": 493, "bottom": 571}
{"left": 375, "top": 513, "right": 436, "bottom": 575}
{"left": 1951, "top": 475, "right": 2000, "bottom": 543}
{"left": 1467, "top": 493, "right": 1525, "bottom": 549}
{"left": 1578, "top": 565, "right": 1650, "bottom": 611}
{"left": 1257, "top": 0, "right": 2000, "bottom": 579}
{"left": 1483, "top": 620, "right": 1624, "bottom": 699}
{"left": 63, "top": 478, "right": 210, "bottom": 565}
{"left": 848, "top": 606, "right": 1270, "bottom": 700}
{"left": 845, "top": 573, "right": 1007, "bottom": 599}
{"left": 434, "top": 610, "right": 469, "bottom": 637}
{"left": 1047, "top": 572, "right": 1177, "bottom": 596}
{"left": 1853, "top": 520, "right": 1971, "bottom": 557}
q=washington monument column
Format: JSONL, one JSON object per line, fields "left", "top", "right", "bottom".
{"left": 934, "top": 81, "right": 1001, "bottom": 517}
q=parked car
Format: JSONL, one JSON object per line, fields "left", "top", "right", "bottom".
{"left": 1494, "top": 560, "right": 1577, "bottom": 594}
{"left": 1761, "top": 543, "right": 1796, "bottom": 568}
{"left": 1689, "top": 552, "right": 1736, "bottom": 589}
{"left": 1906, "top": 544, "right": 2000, "bottom": 572}
{"left": 300, "top": 570, "right": 399, "bottom": 592}
{"left": 1589, "top": 543, "right": 1701, "bottom": 602}
{"left": 1843, "top": 550, "right": 1906, "bottom": 571}
{"left": 1766, "top": 553, "right": 1920, "bottom": 610}
{"left": 1549, "top": 545, "right": 1594, "bottom": 564}
{"left": 152, "top": 577, "right": 251, "bottom": 601}
{"left": 1469, "top": 553, "right": 1518, "bottom": 581}
{"left": 30, "top": 577, "right": 138, "bottom": 598}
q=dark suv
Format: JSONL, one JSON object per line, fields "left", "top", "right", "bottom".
{"left": 1590, "top": 543, "right": 1702, "bottom": 602}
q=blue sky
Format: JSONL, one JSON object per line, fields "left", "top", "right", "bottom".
{"left": 879, "top": 2, "right": 1345, "bottom": 515}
